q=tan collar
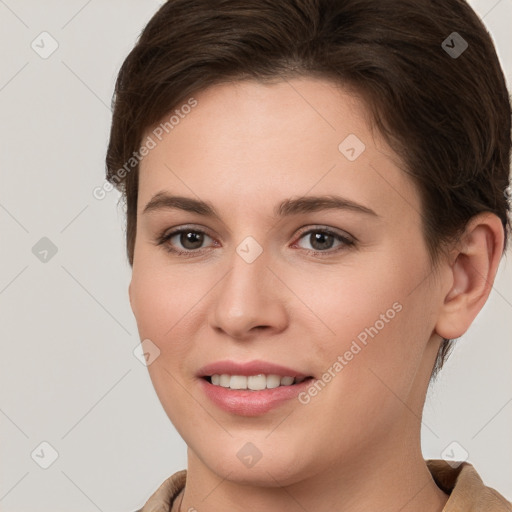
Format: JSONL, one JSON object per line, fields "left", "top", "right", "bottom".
{"left": 426, "top": 459, "right": 512, "bottom": 511}
{"left": 138, "top": 469, "right": 186, "bottom": 512}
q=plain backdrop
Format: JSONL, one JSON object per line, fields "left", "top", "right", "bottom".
{"left": 0, "top": 1, "right": 511, "bottom": 510}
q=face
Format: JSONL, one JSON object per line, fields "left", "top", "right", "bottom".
{"left": 129, "top": 77, "right": 446, "bottom": 485}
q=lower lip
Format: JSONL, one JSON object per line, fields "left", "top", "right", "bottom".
{"left": 199, "top": 377, "right": 314, "bottom": 416}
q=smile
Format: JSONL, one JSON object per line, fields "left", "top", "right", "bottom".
{"left": 206, "top": 374, "right": 308, "bottom": 390}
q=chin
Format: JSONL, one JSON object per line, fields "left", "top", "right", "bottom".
{"left": 191, "top": 438, "right": 316, "bottom": 487}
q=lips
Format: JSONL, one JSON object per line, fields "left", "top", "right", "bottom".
{"left": 197, "top": 359, "right": 315, "bottom": 416}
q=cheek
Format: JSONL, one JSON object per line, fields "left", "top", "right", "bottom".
{"left": 129, "top": 260, "right": 214, "bottom": 400}
{"left": 287, "top": 250, "right": 430, "bottom": 395}
{"left": 130, "top": 259, "right": 202, "bottom": 342}
{"left": 285, "top": 257, "right": 406, "bottom": 350}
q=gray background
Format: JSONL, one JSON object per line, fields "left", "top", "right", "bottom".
{"left": 0, "top": 1, "right": 511, "bottom": 510}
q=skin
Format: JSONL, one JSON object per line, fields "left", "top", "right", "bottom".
{"left": 128, "top": 77, "right": 504, "bottom": 512}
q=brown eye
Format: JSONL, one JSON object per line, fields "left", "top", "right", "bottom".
{"left": 175, "top": 231, "right": 206, "bottom": 250}
{"left": 157, "top": 228, "right": 215, "bottom": 255}
{"left": 295, "top": 228, "right": 354, "bottom": 254}
{"left": 306, "top": 232, "right": 335, "bottom": 251}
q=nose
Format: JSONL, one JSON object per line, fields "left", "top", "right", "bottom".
{"left": 209, "top": 247, "right": 288, "bottom": 340}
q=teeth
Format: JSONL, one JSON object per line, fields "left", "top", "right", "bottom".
{"left": 229, "top": 375, "right": 247, "bottom": 389}
{"left": 248, "top": 374, "right": 266, "bottom": 390}
{"left": 219, "top": 374, "right": 231, "bottom": 387}
{"left": 209, "top": 374, "right": 303, "bottom": 390}
{"left": 266, "top": 374, "right": 281, "bottom": 389}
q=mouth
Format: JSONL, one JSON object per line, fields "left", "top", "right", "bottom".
{"left": 202, "top": 374, "right": 312, "bottom": 390}
{"left": 197, "top": 360, "right": 316, "bottom": 416}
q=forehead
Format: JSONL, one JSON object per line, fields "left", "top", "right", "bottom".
{"left": 137, "top": 77, "right": 419, "bottom": 222}
{"left": 142, "top": 77, "right": 370, "bottom": 161}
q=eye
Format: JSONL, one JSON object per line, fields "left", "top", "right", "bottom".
{"left": 156, "top": 227, "right": 216, "bottom": 256}
{"left": 293, "top": 227, "right": 355, "bottom": 254}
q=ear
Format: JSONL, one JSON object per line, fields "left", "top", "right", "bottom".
{"left": 435, "top": 212, "right": 504, "bottom": 340}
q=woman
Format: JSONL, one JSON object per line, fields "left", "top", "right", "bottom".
{"left": 105, "top": 0, "right": 512, "bottom": 510}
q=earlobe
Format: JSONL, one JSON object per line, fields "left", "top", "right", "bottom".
{"left": 434, "top": 213, "right": 504, "bottom": 340}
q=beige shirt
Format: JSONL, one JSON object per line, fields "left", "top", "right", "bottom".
{"left": 136, "top": 459, "right": 512, "bottom": 511}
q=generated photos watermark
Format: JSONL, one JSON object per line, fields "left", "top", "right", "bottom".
{"left": 298, "top": 301, "right": 403, "bottom": 404}
{"left": 93, "top": 97, "right": 198, "bottom": 200}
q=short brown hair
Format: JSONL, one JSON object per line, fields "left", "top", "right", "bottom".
{"left": 105, "top": 0, "right": 511, "bottom": 380}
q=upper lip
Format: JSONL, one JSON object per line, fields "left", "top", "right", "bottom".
{"left": 197, "top": 359, "right": 310, "bottom": 378}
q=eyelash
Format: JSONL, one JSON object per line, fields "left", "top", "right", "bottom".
{"left": 154, "top": 225, "right": 356, "bottom": 258}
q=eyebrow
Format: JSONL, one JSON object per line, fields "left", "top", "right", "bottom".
{"left": 142, "top": 191, "right": 379, "bottom": 218}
